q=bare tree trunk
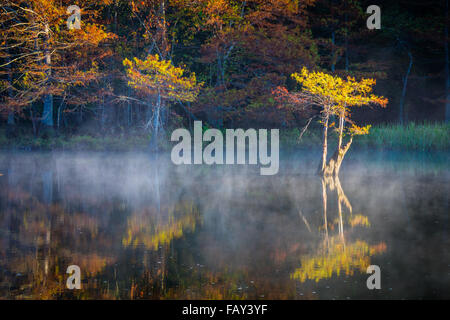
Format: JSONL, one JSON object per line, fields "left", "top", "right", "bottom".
{"left": 150, "top": 91, "right": 162, "bottom": 151}
{"left": 318, "top": 114, "right": 330, "bottom": 174}
{"left": 445, "top": 0, "right": 450, "bottom": 122}
{"left": 101, "top": 93, "right": 106, "bottom": 130}
{"left": 344, "top": 12, "right": 349, "bottom": 72}
{"left": 399, "top": 50, "right": 412, "bottom": 125}
{"left": 337, "top": 110, "right": 345, "bottom": 151}
{"left": 6, "top": 51, "right": 15, "bottom": 136}
{"left": 42, "top": 24, "right": 53, "bottom": 130}
{"left": 57, "top": 101, "right": 62, "bottom": 130}
{"left": 324, "top": 136, "right": 353, "bottom": 177}
{"left": 329, "top": 0, "right": 336, "bottom": 72}
{"left": 331, "top": 30, "right": 336, "bottom": 72}
{"left": 30, "top": 104, "right": 40, "bottom": 137}
{"left": 326, "top": 110, "right": 347, "bottom": 177}
{"left": 127, "top": 87, "right": 132, "bottom": 127}
{"left": 6, "top": 53, "right": 14, "bottom": 125}
{"left": 7, "top": 112, "right": 14, "bottom": 125}
{"left": 216, "top": 48, "right": 223, "bottom": 87}
{"left": 160, "top": 0, "right": 168, "bottom": 57}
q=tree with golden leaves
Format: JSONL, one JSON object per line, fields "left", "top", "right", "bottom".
{"left": 290, "top": 68, "right": 388, "bottom": 176}
{"left": 123, "top": 54, "right": 202, "bottom": 149}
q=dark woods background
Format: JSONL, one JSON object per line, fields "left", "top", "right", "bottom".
{"left": 0, "top": 0, "right": 448, "bottom": 139}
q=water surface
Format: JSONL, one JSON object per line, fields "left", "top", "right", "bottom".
{"left": 0, "top": 150, "right": 448, "bottom": 299}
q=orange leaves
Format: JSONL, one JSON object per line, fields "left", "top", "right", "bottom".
{"left": 0, "top": 0, "right": 116, "bottom": 110}
{"left": 370, "top": 95, "right": 389, "bottom": 108}
{"left": 348, "top": 124, "right": 371, "bottom": 136}
{"left": 75, "top": 24, "right": 116, "bottom": 45}
{"left": 272, "top": 85, "right": 307, "bottom": 108}
{"left": 123, "top": 54, "right": 203, "bottom": 102}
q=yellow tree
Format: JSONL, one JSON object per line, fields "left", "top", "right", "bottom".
{"left": 123, "top": 54, "right": 202, "bottom": 148}
{"left": 291, "top": 68, "right": 388, "bottom": 176}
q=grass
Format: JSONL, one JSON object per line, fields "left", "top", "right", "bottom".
{"left": 0, "top": 130, "right": 155, "bottom": 151}
{"left": 1, "top": 122, "right": 449, "bottom": 151}
{"left": 354, "top": 122, "right": 449, "bottom": 151}
{"left": 281, "top": 122, "right": 449, "bottom": 151}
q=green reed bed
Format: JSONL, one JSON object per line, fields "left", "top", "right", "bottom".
{"left": 355, "top": 122, "right": 449, "bottom": 151}
{"left": 281, "top": 122, "right": 449, "bottom": 151}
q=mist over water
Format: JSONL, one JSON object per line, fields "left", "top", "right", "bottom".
{"left": 0, "top": 150, "right": 448, "bottom": 299}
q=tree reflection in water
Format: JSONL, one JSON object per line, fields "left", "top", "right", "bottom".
{"left": 2, "top": 152, "right": 446, "bottom": 299}
{"left": 291, "top": 176, "right": 386, "bottom": 283}
{"left": 0, "top": 154, "right": 202, "bottom": 299}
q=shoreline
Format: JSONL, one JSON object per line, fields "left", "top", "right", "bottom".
{"left": 1, "top": 122, "right": 449, "bottom": 152}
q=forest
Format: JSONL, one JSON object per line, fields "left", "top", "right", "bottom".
{"left": 0, "top": 0, "right": 449, "bottom": 302}
{"left": 0, "top": 0, "right": 449, "bottom": 152}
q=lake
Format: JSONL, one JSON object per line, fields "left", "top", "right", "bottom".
{"left": 0, "top": 150, "right": 448, "bottom": 299}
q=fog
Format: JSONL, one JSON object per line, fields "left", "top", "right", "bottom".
{"left": 0, "top": 150, "right": 448, "bottom": 299}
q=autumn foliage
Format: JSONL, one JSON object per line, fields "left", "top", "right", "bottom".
{"left": 123, "top": 54, "right": 202, "bottom": 103}
{"left": 275, "top": 67, "right": 388, "bottom": 175}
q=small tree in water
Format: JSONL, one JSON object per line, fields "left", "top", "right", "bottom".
{"left": 289, "top": 67, "right": 388, "bottom": 176}
{"left": 123, "top": 54, "right": 202, "bottom": 150}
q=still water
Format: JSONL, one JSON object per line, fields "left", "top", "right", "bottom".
{"left": 0, "top": 150, "right": 448, "bottom": 299}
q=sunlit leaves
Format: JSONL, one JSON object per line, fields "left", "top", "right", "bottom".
{"left": 291, "top": 238, "right": 386, "bottom": 283}
{"left": 123, "top": 54, "right": 202, "bottom": 102}
{"left": 292, "top": 67, "right": 388, "bottom": 111}
{"left": 289, "top": 67, "right": 388, "bottom": 136}
{"left": 0, "top": 0, "right": 116, "bottom": 111}
{"left": 348, "top": 124, "right": 371, "bottom": 136}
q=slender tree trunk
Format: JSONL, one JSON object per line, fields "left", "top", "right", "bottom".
{"left": 7, "top": 112, "right": 14, "bottom": 125}
{"left": 42, "top": 24, "right": 53, "bottom": 129}
{"left": 330, "top": 0, "right": 336, "bottom": 72}
{"left": 127, "top": 87, "right": 132, "bottom": 127}
{"left": 151, "top": 91, "right": 162, "bottom": 151}
{"left": 160, "top": 0, "right": 168, "bottom": 57}
{"left": 337, "top": 110, "right": 345, "bottom": 151}
{"left": 153, "top": 102, "right": 160, "bottom": 141}
{"left": 344, "top": 12, "right": 349, "bottom": 72}
{"left": 57, "top": 101, "right": 61, "bottom": 130}
{"left": 319, "top": 113, "right": 330, "bottom": 174}
{"left": 331, "top": 30, "right": 336, "bottom": 72}
{"left": 399, "top": 50, "right": 413, "bottom": 125}
{"left": 336, "top": 137, "right": 352, "bottom": 176}
{"left": 101, "top": 93, "right": 106, "bottom": 130}
{"left": 6, "top": 51, "right": 14, "bottom": 126}
{"left": 216, "top": 48, "right": 222, "bottom": 87}
{"left": 6, "top": 51, "right": 15, "bottom": 137}
{"left": 324, "top": 136, "right": 353, "bottom": 177}
{"left": 445, "top": 0, "right": 450, "bottom": 122}
{"left": 56, "top": 95, "right": 65, "bottom": 131}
